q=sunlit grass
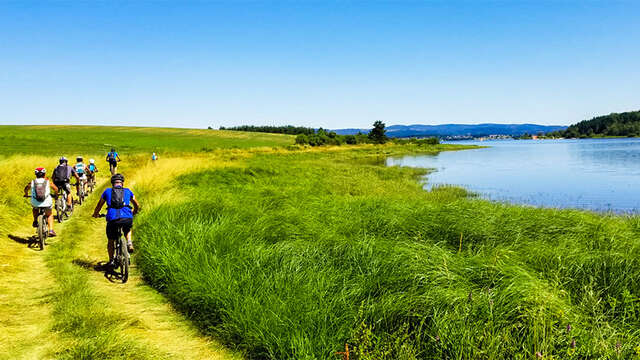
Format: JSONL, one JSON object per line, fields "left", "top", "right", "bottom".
{"left": 0, "top": 126, "right": 286, "bottom": 359}
{"left": 8, "top": 125, "right": 631, "bottom": 359}
{"left": 133, "top": 149, "right": 640, "bottom": 359}
{"left": 0, "top": 125, "right": 294, "bottom": 156}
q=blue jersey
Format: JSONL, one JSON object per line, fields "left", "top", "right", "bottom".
{"left": 107, "top": 152, "right": 119, "bottom": 163}
{"left": 101, "top": 187, "right": 135, "bottom": 221}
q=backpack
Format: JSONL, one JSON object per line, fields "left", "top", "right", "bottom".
{"left": 33, "top": 180, "right": 47, "bottom": 202}
{"left": 107, "top": 152, "right": 116, "bottom": 163}
{"left": 110, "top": 187, "right": 126, "bottom": 209}
{"left": 53, "top": 165, "right": 70, "bottom": 182}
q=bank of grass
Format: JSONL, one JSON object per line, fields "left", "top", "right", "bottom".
{"left": 135, "top": 148, "right": 640, "bottom": 359}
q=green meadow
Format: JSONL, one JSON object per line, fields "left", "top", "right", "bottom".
{"left": 0, "top": 125, "right": 293, "bottom": 156}
{"left": 2, "top": 125, "right": 640, "bottom": 359}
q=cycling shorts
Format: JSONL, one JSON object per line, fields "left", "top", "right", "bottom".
{"left": 54, "top": 181, "right": 72, "bottom": 194}
{"left": 106, "top": 218, "right": 133, "bottom": 240}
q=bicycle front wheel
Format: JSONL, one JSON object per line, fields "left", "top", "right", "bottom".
{"left": 37, "top": 214, "right": 46, "bottom": 250}
{"left": 119, "top": 237, "right": 130, "bottom": 283}
{"left": 56, "top": 198, "right": 64, "bottom": 223}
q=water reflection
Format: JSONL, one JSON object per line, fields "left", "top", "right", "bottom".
{"left": 387, "top": 138, "right": 640, "bottom": 213}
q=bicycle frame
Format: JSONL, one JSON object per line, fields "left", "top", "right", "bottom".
{"left": 109, "top": 227, "right": 130, "bottom": 283}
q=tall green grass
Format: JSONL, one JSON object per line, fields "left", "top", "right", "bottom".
{"left": 135, "top": 149, "right": 640, "bottom": 359}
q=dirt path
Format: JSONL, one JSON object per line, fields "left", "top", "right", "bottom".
{"left": 76, "top": 191, "right": 238, "bottom": 359}
{"left": 0, "top": 225, "right": 61, "bottom": 360}
{"left": 1, "top": 179, "right": 238, "bottom": 359}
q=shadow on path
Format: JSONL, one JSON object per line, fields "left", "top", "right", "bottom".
{"left": 8, "top": 234, "right": 41, "bottom": 251}
{"left": 72, "top": 258, "right": 108, "bottom": 271}
{"left": 8, "top": 234, "right": 32, "bottom": 244}
{"left": 72, "top": 258, "right": 124, "bottom": 283}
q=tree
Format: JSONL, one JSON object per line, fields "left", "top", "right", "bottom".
{"left": 344, "top": 135, "right": 357, "bottom": 144}
{"left": 368, "top": 121, "right": 388, "bottom": 144}
{"left": 295, "top": 134, "right": 309, "bottom": 145}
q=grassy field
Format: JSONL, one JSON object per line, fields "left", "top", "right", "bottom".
{"left": 3, "top": 125, "right": 640, "bottom": 359}
{"left": 0, "top": 125, "right": 294, "bottom": 156}
{"left": 132, "top": 148, "right": 640, "bottom": 359}
{"left": 0, "top": 126, "right": 288, "bottom": 359}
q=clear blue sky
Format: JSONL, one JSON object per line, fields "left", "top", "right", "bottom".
{"left": 1, "top": 1, "right": 639, "bottom": 129}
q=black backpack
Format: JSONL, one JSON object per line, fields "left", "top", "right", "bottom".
{"left": 53, "top": 165, "right": 70, "bottom": 183}
{"left": 110, "top": 187, "right": 126, "bottom": 209}
{"left": 107, "top": 152, "right": 116, "bottom": 163}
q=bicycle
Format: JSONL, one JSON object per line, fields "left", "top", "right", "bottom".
{"left": 76, "top": 177, "right": 86, "bottom": 205}
{"left": 87, "top": 173, "right": 96, "bottom": 193}
{"left": 25, "top": 196, "right": 47, "bottom": 250}
{"left": 55, "top": 187, "right": 72, "bottom": 223}
{"left": 109, "top": 160, "right": 120, "bottom": 175}
{"left": 109, "top": 226, "right": 130, "bottom": 283}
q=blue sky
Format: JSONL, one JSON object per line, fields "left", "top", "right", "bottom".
{"left": 1, "top": 1, "right": 639, "bottom": 129}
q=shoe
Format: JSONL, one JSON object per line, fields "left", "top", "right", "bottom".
{"left": 32, "top": 221, "right": 38, "bottom": 228}
{"left": 127, "top": 243, "right": 134, "bottom": 253}
{"left": 48, "top": 230, "right": 57, "bottom": 237}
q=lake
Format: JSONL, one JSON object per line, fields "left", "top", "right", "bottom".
{"left": 386, "top": 138, "right": 640, "bottom": 213}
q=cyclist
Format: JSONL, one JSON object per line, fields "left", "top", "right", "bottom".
{"left": 106, "top": 148, "right": 121, "bottom": 175}
{"left": 151, "top": 152, "right": 158, "bottom": 161}
{"left": 87, "top": 159, "right": 98, "bottom": 186}
{"left": 92, "top": 174, "right": 139, "bottom": 268}
{"left": 75, "top": 156, "right": 88, "bottom": 196}
{"left": 52, "top": 157, "right": 79, "bottom": 209}
{"left": 23, "top": 167, "right": 58, "bottom": 237}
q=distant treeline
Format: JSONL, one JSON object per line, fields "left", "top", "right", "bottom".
{"left": 295, "top": 129, "right": 368, "bottom": 146}
{"left": 219, "top": 125, "right": 315, "bottom": 135}
{"left": 218, "top": 121, "right": 439, "bottom": 147}
{"left": 547, "top": 110, "right": 640, "bottom": 138}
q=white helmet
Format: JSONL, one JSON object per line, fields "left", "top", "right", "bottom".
{"left": 89, "top": 159, "right": 95, "bottom": 164}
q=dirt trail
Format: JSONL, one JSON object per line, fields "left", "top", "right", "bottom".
{"left": 76, "top": 201, "right": 238, "bottom": 359}
{"left": 1, "top": 179, "right": 238, "bottom": 359}
{"left": 0, "top": 225, "right": 60, "bottom": 360}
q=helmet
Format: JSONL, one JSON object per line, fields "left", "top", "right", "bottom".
{"left": 77, "top": 156, "right": 83, "bottom": 161}
{"left": 89, "top": 159, "right": 95, "bottom": 164}
{"left": 34, "top": 167, "right": 46, "bottom": 176}
{"left": 59, "top": 156, "right": 68, "bottom": 164}
{"left": 111, "top": 148, "right": 115, "bottom": 152}
{"left": 111, "top": 173, "right": 125, "bottom": 184}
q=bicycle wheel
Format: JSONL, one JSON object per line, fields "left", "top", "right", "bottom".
{"left": 56, "top": 197, "right": 64, "bottom": 223}
{"left": 66, "top": 199, "right": 73, "bottom": 218}
{"left": 37, "top": 214, "right": 46, "bottom": 250}
{"left": 119, "top": 237, "right": 129, "bottom": 283}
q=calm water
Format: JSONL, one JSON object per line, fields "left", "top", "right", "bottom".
{"left": 386, "top": 138, "right": 640, "bottom": 213}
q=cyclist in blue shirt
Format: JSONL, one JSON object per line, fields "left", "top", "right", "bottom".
{"left": 106, "top": 148, "right": 121, "bottom": 175}
{"left": 75, "top": 156, "right": 88, "bottom": 196}
{"left": 92, "top": 173, "right": 139, "bottom": 268}
{"left": 87, "top": 159, "right": 98, "bottom": 186}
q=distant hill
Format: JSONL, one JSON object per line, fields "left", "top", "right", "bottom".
{"left": 558, "top": 110, "right": 640, "bottom": 138}
{"left": 334, "top": 123, "right": 567, "bottom": 138}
